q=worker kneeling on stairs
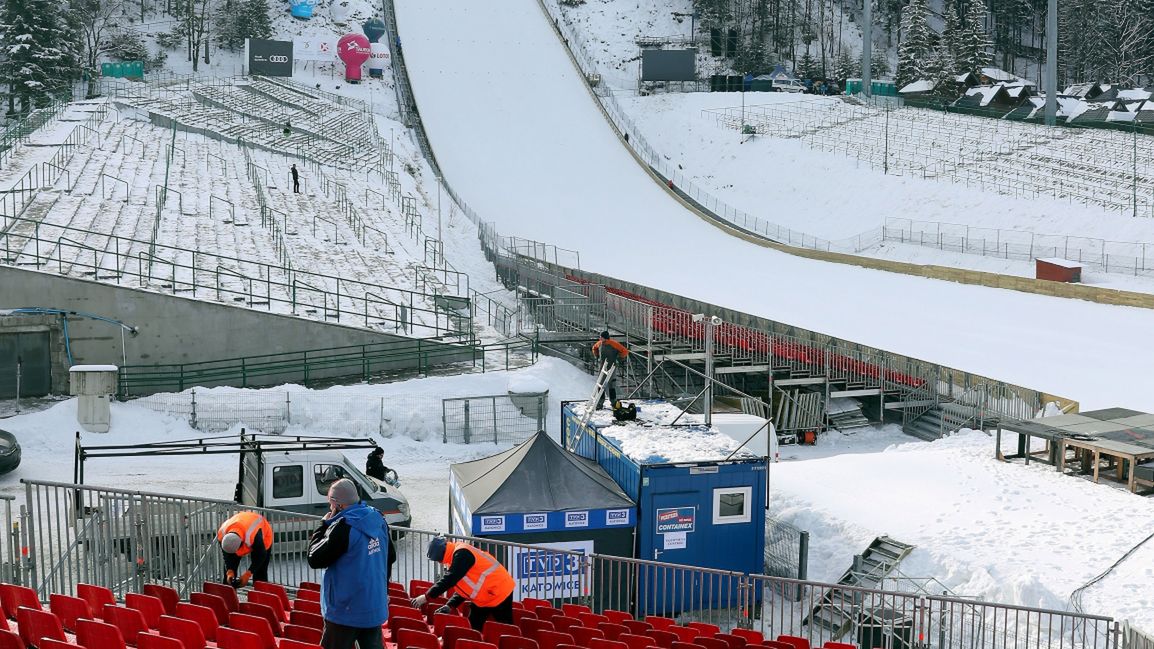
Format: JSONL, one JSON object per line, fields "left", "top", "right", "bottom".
{"left": 593, "top": 330, "right": 629, "bottom": 409}
{"left": 411, "top": 536, "right": 515, "bottom": 631}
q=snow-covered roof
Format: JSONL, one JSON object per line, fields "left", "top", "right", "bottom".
{"left": 1117, "top": 88, "right": 1152, "bottom": 101}
{"left": 964, "top": 84, "right": 1009, "bottom": 106}
{"left": 572, "top": 400, "right": 756, "bottom": 464}
{"left": 981, "top": 67, "right": 1034, "bottom": 85}
{"left": 1063, "top": 82, "right": 1100, "bottom": 98}
{"left": 899, "top": 79, "right": 935, "bottom": 94}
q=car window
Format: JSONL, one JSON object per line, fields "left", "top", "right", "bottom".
{"left": 314, "top": 463, "right": 349, "bottom": 496}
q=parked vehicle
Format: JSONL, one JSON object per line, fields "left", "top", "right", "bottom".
{"left": 0, "top": 430, "right": 20, "bottom": 474}
{"left": 773, "top": 79, "right": 807, "bottom": 93}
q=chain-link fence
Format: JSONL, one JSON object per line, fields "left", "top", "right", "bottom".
{"left": 441, "top": 392, "right": 548, "bottom": 444}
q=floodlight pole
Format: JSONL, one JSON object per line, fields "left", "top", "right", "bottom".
{"left": 1044, "top": 0, "right": 1058, "bottom": 126}
{"left": 862, "top": 0, "right": 872, "bottom": 97}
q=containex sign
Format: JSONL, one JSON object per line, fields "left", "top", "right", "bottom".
{"left": 248, "top": 39, "right": 294, "bottom": 76}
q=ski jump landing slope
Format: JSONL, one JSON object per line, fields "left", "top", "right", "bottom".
{"left": 394, "top": 0, "right": 1154, "bottom": 411}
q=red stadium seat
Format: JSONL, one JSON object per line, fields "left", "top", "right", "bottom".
{"left": 757, "top": 643, "right": 791, "bottom": 649}
{"left": 577, "top": 614, "right": 608, "bottom": 630}
{"left": 101, "top": 606, "right": 149, "bottom": 647}
{"left": 124, "top": 595, "right": 165, "bottom": 631}
{"left": 140, "top": 588, "right": 178, "bottom": 617}
{"left": 49, "top": 595, "right": 92, "bottom": 633}
{"left": 603, "top": 612, "right": 632, "bottom": 625}
{"left": 288, "top": 601, "right": 318, "bottom": 617}
{"left": 251, "top": 584, "right": 290, "bottom": 615}
{"left": 481, "top": 622, "right": 520, "bottom": 646}
{"left": 497, "top": 638, "right": 536, "bottom": 649}
{"left": 200, "top": 585, "right": 238, "bottom": 615}
{"left": 590, "top": 641, "right": 628, "bottom": 649}
{"left": 407, "top": 581, "right": 434, "bottom": 599}
{"left": 694, "top": 638, "right": 728, "bottom": 649}
{"left": 518, "top": 619, "right": 554, "bottom": 640}
{"left": 76, "top": 620, "right": 126, "bottom": 649}
{"left": 215, "top": 628, "right": 262, "bottom": 649}
{"left": 288, "top": 611, "right": 323, "bottom": 632}
{"left": 17, "top": 607, "right": 67, "bottom": 649}
{"left": 774, "top": 637, "right": 809, "bottom": 649}
{"left": 1, "top": 586, "right": 42, "bottom": 620}
{"left": 715, "top": 634, "right": 747, "bottom": 649}
{"left": 646, "top": 631, "right": 676, "bottom": 649}
{"left": 533, "top": 630, "right": 573, "bottom": 649}
{"left": 173, "top": 603, "right": 219, "bottom": 643}
{"left": 510, "top": 610, "right": 536, "bottom": 626}
{"left": 296, "top": 584, "right": 319, "bottom": 593}
{"left": 135, "top": 634, "right": 180, "bottom": 649}
{"left": 278, "top": 641, "right": 320, "bottom": 649}
{"left": 618, "top": 634, "right": 655, "bottom": 649}
{"left": 158, "top": 615, "right": 207, "bottom": 649}
{"left": 686, "top": 624, "right": 719, "bottom": 638}
{"left": 388, "top": 617, "right": 428, "bottom": 639}
{"left": 671, "top": 642, "right": 701, "bottom": 649}
{"left": 549, "top": 617, "right": 579, "bottom": 635}
{"left": 395, "top": 630, "right": 439, "bottom": 649}
{"left": 598, "top": 624, "right": 628, "bottom": 642}
{"left": 645, "top": 618, "right": 675, "bottom": 632}
{"left": 456, "top": 641, "right": 497, "bottom": 649}
{"left": 443, "top": 627, "right": 482, "bottom": 649}
{"left": 821, "top": 644, "right": 856, "bottom": 649}
{"left": 237, "top": 603, "right": 281, "bottom": 637}
{"left": 559, "top": 606, "right": 589, "bottom": 618}
{"left": 729, "top": 631, "right": 762, "bottom": 646}
{"left": 389, "top": 606, "right": 424, "bottom": 622}
{"left": 569, "top": 627, "right": 604, "bottom": 646}
{"left": 281, "top": 625, "right": 321, "bottom": 645}
{"left": 621, "top": 622, "right": 653, "bottom": 636}
{"left": 227, "top": 613, "right": 277, "bottom": 649}
{"left": 38, "top": 640, "right": 83, "bottom": 649}
{"left": 0, "top": 631, "right": 24, "bottom": 649}
{"left": 188, "top": 595, "right": 229, "bottom": 627}
{"left": 435, "top": 613, "right": 470, "bottom": 636}
{"left": 293, "top": 590, "right": 318, "bottom": 604}
{"left": 669, "top": 628, "right": 699, "bottom": 644}
{"left": 519, "top": 600, "right": 550, "bottom": 614}
{"left": 243, "top": 594, "right": 285, "bottom": 625}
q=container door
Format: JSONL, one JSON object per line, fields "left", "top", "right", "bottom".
{"left": 637, "top": 491, "right": 701, "bottom": 616}
{"left": 0, "top": 332, "right": 51, "bottom": 398}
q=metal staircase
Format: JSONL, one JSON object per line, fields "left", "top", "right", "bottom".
{"left": 903, "top": 401, "right": 996, "bottom": 441}
{"left": 804, "top": 536, "right": 916, "bottom": 640}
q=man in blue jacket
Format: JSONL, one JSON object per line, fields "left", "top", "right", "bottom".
{"left": 307, "top": 478, "right": 390, "bottom": 649}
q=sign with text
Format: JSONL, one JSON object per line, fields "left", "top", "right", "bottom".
{"left": 508, "top": 540, "right": 593, "bottom": 602}
{"left": 248, "top": 39, "right": 293, "bottom": 76}
{"left": 294, "top": 38, "right": 334, "bottom": 61}
{"left": 656, "top": 507, "right": 695, "bottom": 533}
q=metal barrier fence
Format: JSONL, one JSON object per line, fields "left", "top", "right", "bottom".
{"left": 441, "top": 391, "right": 548, "bottom": 444}
{"left": 10, "top": 481, "right": 1133, "bottom": 648}
{"left": 0, "top": 496, "right": 23, "bottom": 586}
{"left": 20, "top": 480, "right": 324, "bottom": 599}
{"left": 764, "top": 517, "right": 807, "bottom": 599}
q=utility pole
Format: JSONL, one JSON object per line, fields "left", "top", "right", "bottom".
{"left": 862, "top": 0, "right": 872, "bottom": 97}
{"left": 1044, "top": 0, "right": 1057, "bottom": 126}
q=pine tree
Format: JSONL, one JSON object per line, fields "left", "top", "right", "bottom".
{"left": 941, "top": 0, "right": 962, "bottom": 71}
{"left": 830, "top": 48, "right": 859, "bottom": 83}
{"left": 216, "top": 0, "right": 271, "bottom": 51}
{"left": 796, "top": 50, "right": 820, "bottom": 78}
{"left": 956, "top": 0, "right": 993, "bottom": 76}
{"left": 0, "top": 0, "right": 78, "bottom": 113}
{"left": 925, "top": 46, "right": 960, "bottom": 100}
{"left": 871, "top": 49, "right": 891, "bottom": 79}
{"left": 896, "top": 0, "right": 932, "bottom": 87}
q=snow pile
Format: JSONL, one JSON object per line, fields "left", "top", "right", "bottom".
{"left": 571, "top": 400, "right": 753, "bottom": 463}
{"left": 771, "top": 430, "right": 1154, "bottom": 627}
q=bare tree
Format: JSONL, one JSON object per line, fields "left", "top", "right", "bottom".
{"left": 185, "top": 0, "right": 212, "bottom": 70}
{"left": 72, "top": 0, "right": 126, "bottom": 98}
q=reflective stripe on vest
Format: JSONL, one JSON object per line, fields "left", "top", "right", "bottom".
{"left": 459, "top": 558, "right": 501, "bottom": 600}
{"left": 243, "top": 515, "right": 265, "bottom": 546}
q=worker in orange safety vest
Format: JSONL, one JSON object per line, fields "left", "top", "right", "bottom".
{"left": 410, "top": 536, "right": 515, "bottom": 630}
{"left": 217, "top": 511, "right": 274, "bottom": 587}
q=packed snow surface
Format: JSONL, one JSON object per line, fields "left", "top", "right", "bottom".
{"left": 570, "top": 400, "right": 754, "bottom": 463}
{"left": 394, "top": 0, "right": 1154, "bottom": 412}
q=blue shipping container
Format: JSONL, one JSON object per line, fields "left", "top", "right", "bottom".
{"left": 562, "top": 402, "right": 767, "bottom": 615}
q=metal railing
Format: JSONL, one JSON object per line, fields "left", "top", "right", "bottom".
{"left": 116, "top": 335, "right": 538, "bottom": 398}
{"left": 441, "top": 391, "right": 548, "bottom": 444}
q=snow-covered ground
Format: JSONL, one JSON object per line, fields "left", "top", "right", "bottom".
{"left": 392, "top": 0, "right": 1154, "bottom": 413}
{"left": 4, "top": 378, "right": 1152, "bottom": 630}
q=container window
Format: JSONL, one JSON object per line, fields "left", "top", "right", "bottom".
{"left": 272, "top": 465, "right": 303, "bottom": 499}
{"left": 712, "top": 486, "right": 752, "bottom": 524}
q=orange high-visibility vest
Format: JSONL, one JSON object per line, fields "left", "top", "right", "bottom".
{"left": 217, "top": 512, "right": 273, "bottom": 556}
{"left": 441, "top": 541, "right": 515, "bottom": 607}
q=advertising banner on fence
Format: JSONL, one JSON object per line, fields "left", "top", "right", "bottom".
{"left": 294, "top": 38, "right": 334, "bottom": 61}
{"left": 247, "top": 38, "right": 293, "bottom": 76}
{"left": 508, "top": 540, "right": 592, "bottom": 601}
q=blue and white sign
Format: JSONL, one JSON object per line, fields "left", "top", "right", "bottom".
{"left": 565, "top": 511, "right": 589, "bottom": 528}
{"left": 469, "top": 507, "right": 633, "bottom": 534}
{"left": 606, "top": 509, "right": 631, "bottom": 526}
{"left": 480, "top": 515, "right": 506, "bottom": 533}
{"left": 523, "top": 513, "right": 548, "bottom": 530}
{"left": 656, "top": 507, "right": 695, "bottom": 533}
{"left": 508, "top": 540, "right": 593, "bottom": 602}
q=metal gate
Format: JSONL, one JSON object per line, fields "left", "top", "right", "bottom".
{"left": 0, "top": 332, "right": 51, "bottom": 398}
